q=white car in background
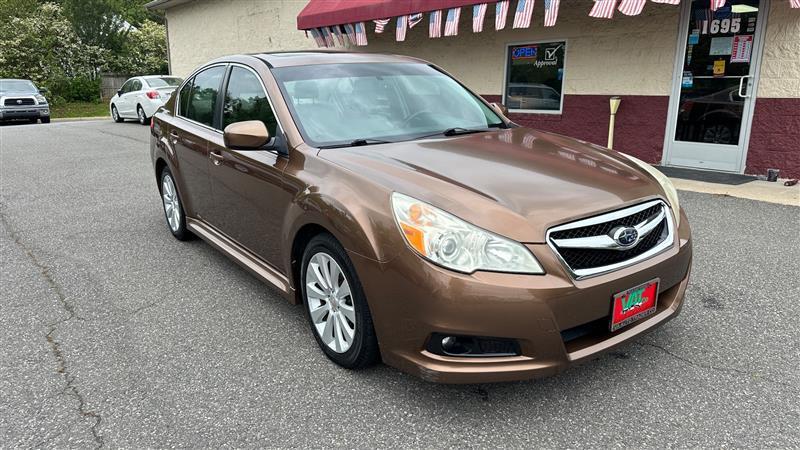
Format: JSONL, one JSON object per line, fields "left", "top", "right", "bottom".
{"left": 110, "top": 76, "right": 182, "bottom": 125}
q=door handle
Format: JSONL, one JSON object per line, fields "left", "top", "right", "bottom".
{"left": 169, "top": 131, "right": 179, "bottom": 142}
{"left": 738, "top": 75, "right": 752, "bottom": 98}
{"left": 209, "top": 150, "right": 224, "bottom": 166}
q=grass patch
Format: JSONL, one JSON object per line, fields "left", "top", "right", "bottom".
{"left": 50, "top": 101, "right": 109, "bottom": 119}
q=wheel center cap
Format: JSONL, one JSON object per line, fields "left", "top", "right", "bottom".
{"left": 328, "top": 295, "right": 338, "bottom": 311}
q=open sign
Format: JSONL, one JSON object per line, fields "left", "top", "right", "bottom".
{"left": 512, "top": 46, "right": 538, "bottom": 60}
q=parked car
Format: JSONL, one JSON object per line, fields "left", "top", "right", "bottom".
{"left": 150, "top": 53, "right": 692, "bottom": 384}
{"left": 505, "top": 82, "right": 561, "bottom": 110}
{"left": 0, "top": 79, "right": 50, "bottom": 124}
{"left": 110, "top": 75, "right": 182, "bottom": 125}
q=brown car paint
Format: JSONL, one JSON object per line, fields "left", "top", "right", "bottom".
{"left": 150, "top": 52, "right": 692, "bottom": 384}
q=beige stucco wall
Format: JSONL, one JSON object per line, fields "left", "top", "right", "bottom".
{"left": 363, "top": 3, "right": 682, "bottom": 96}
{"left": 757, "top": 0, "right": 800, "bottom": 98}
{"left": 165, "top": 0, "right": 316, "bottom": 77}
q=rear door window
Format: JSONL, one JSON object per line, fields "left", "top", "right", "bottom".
{"left": 186, "top": 66, "right": 225, "bottom": 128}
{"left": 131, "top": 79, "right": 142, "bottom": 92}
{"left": 222, "top": 66, "right": 277, "bottom": 135}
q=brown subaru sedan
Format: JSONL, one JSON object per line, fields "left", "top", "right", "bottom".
{"left": 150, "top": 52, "right": 692, "bottom": 383}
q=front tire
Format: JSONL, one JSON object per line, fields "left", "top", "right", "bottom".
{"left": 159, "top": 167, "right": 191, "bottom": 241}
{"left": 40, "top": 116, "right": 50, "bottom": 124}
{"left": 301, "top": 233, "right": 379, "bottom": 369}
{"left": 137, "top": 105, "right": 150, "bottom": 125}
{"left": 111, "top": 105, "right": 123, "bottom": 123}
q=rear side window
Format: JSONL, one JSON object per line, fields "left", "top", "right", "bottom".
{"left": 131, "top": 79, "right": 142, "bottom": 91}
{"left": 222, "top": 66, "right": 277, "bottom": 135}
{"left": 178, "top": 79, "right": 192, "bottom": 117}
{"left": 186, "top": 66, "right": 225, "bottom": 128}
{"left": 121, "top": 80, "right": 134, "bottom": 93}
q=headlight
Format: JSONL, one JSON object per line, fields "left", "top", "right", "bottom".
{"left": 35, "top": 94, "right": 47, "bottom": 104}
{"left": 391, "top": 193, "right": 544, "bottom": 274}
{"left": 620, "top": 153, "right": 681, "bottom": 226}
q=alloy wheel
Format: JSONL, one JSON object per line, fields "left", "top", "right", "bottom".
{"left": 112, "top": 106, "right": 119, "bottom": 122}
{"left": 161, "top": 174, "right": 181, "bottom": 232}
{"left": 305, "top": 252, "right": 357, "bottom": 353}
{"left": 138, "top": 107, "right": 146, "bottom": 124}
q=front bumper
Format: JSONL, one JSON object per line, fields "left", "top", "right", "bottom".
{"left": 0, "top": 105, "right": 50, "bottom": 120}
{"left": 350, "top": 208, "right": 692, "bottom": 384}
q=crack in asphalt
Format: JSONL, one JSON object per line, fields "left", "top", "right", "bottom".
{"left": 635, "top": 341, "right": 797, "bottom": 391}
{"left": 0, "top": 204, "right": 105, "bottom": 449}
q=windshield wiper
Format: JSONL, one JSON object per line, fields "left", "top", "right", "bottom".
{"left": 414, "top": 126, "right": 495, "bottom": 141}
{"left": 318, "top": 138, "right": 393, "bottom": 149}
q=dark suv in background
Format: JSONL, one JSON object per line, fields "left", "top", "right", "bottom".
{"left": 0, "top": 79, "right": 50, "bottom": 124}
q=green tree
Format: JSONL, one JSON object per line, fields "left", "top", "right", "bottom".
{"left": 0, "top": 3, "right": 106, "bottom": 97}
{"left": 106, "top": 19, "right": 169, "bottom": 75}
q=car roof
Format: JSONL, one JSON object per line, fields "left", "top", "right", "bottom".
{"left": 0, "top": 78, "right": 34, "bottom": 82}
{"left": 245, "top": 51, "right": 426, "bottom": 68}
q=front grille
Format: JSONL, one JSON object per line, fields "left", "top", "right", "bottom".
{"left": 4, "top": 98, "right": 35, "bottom": 106}
{"left": 549, "top": 204, "right": 661, "bottom": 241}
{"left": 547, "top": 200, "right": 673, "bottom": 278}
{"left": 556, "top": 220, "right": 667, "bottom": 270}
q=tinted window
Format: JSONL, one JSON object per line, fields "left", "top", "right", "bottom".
{"left": 178, "top": 79, "right": 193, "bottom": 117}
{"left": 222, "top": 67, "right": 277, "bottom": 134}
{"left": 132, "top": 79, "right": 142, "bottom": 92}
{"left": 186, "top": 66, "right": 225, "bottom": 128}
{"left": 121, "top": 80, "right": 134, "bottom": 93}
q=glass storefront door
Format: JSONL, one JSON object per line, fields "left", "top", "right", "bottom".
{"left": 664, "top": 0, "right": 767, "bottom": 173}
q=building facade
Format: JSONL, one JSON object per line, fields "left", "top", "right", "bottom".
{"left": 149, "top": 0, "right": 800, "bottom": 177}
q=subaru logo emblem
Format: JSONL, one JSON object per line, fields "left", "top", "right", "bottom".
{"left": 612, "top": 226, "right": 639, "bottom": 248}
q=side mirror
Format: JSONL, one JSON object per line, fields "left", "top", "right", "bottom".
{"left": 39, "top": 87, "right": 49, "bottom": 95}
{"left": 491, "top": 102, "right": 509, "bottom": 117}
{"left": 223, "top": 120, "right": 270, "bottom": 150}
{"left": 117, "top": 89, "right": 123, "bottom": 97}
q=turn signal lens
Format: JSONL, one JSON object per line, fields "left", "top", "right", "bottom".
{"left": 391, "top": 193, "right": 544, "bottom": 274}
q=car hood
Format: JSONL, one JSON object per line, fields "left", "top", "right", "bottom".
{"left": 319, "top": 128, "right": 667, "bottom": 243}
{"left": 0, "top": 90, "right": 37, "bottom": 96}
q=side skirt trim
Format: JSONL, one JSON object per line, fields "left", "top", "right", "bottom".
{"left": 186, "top": 218, "right": 297, "bottom": 303}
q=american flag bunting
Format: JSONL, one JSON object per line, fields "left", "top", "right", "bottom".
{"left": 618, "top": 0, "right": 646, "bottom": 15}
{"left": 590, "top": 0, "right": 619, "bottom": 18}
{"left": 650, "top": 0, "right": 680, "bottom": 4}
{"left": 429, "top": 10, "right": 442, "bottom": 38}
{"left": 322, "top": 26, "right": 335, "bottom": 47}
{"left": 513, "top": 0, "right": 535, "bottom": 28}
{"left": 496, "top": 0, "right": 510, "bottom": 30}
{"left": 332, "top": 25, "right": 346, "bottom": 46}
{"left": 396, "top": 15, "right": 407, "bottom": 41}
{"left": 374, "top": 18, "right": 390, "bottom": 33}
{"left": 343, "top": 23, "right": 357, "bottom": 45}
{"left": 544, "top": 0, "right": 560, "bottom": 26}
{"left": 354, "top": 22, "right": 368, "bottom": 46}
{"left": 473, "top": 3, "right": 488, "bottom": 32}
{"left": 408, "top": 13, "right": 424, "bottom": 28}
{"left": 792, "top": 0, "right": 800, "bottom": 8}
{"left": 709, "top": 0, "right": 726, "bottom": 10}
{"left": 444, "top": 7, "right": 461, "bottom": 36}
{"left": 309, "top": 28, "right": 325, "bottom": 47}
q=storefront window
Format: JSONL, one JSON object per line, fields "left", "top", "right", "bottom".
{"left": 504, "top": 41, "right": 566, "bottom": 113}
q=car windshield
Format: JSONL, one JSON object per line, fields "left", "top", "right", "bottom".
{"left": 272, "top": 63, "right": 503, "bottom": 147}
{"left": 145, "top": 77, "right": 182, "bottom": 88}
{"left": 0, "top": 80, "right": 37, "bottom": 93}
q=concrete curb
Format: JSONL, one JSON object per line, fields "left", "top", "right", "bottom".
{"left": 671, "top": 177, "right": 800, "bottom": 207}
{"left": 52, "top": 116, "right": 111, "bottom": 123}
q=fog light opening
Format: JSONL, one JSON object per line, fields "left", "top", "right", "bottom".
{"left": 427, "top": 333, "right": 521, "bottom": 358}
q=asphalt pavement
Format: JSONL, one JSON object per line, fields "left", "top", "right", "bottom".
{"left": 1, "top": 120, "right": 798, "bottom": 448}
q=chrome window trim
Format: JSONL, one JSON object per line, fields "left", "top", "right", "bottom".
{"left": 546, "top": 199, "right": 675, "bottom": 280}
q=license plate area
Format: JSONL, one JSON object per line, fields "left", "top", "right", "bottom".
{"left": 610, "top": 279, "right": 659, "bottom": 332}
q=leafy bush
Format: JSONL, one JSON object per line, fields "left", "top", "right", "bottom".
{"left": 105, "top": 20, "right": 169, "bottom": 75}
{"left": 45, "top": 76, "right": 102, "bottom": 103}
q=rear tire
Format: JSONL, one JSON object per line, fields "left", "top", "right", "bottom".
{"left": 111, "top": 105, "right": 123, "bottom": 123}
{"left": 301, "top": 233, "right": 379, "bottom": 369}
{"left": 137, "top": 105, "right": 150, "bottom": 126}
{"left": 159, "top": 167, "right": 191, "bottom": 241}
